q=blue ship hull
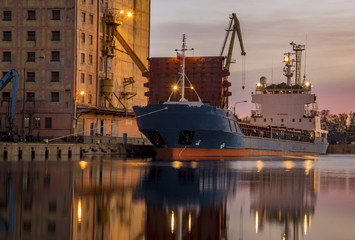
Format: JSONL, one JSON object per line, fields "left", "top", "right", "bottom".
{"left": 133, "top": 103, "right": 328, "bottom": 160}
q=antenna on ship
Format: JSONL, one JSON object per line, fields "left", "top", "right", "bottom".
{"left": 179, "top": 34, "right": 190, "bottom": 101}
{"left": 168, "top": 34, "right": 202, "bottom": 102}
{"left": 303, "top": 35, "right": 308, "bottom": 85}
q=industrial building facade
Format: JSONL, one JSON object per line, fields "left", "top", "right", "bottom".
{"left": 0, "top": 0, "right": 150, "bottom": 142}
{"left": 144, "top": 57, "right": 230, "bottom": 108}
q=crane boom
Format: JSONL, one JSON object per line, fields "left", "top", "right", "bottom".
{"left": 0, "top": 70, "right": 19, "bottom": 125}
{"left": 113, "top": 30, "right": 148, "bottom": 73}
{"left": 221, "top": 13, "right": 246, "bottom": 71}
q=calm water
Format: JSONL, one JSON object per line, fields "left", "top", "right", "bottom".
{"left": 0, "top": 155, "right": 355, "bottom": 240}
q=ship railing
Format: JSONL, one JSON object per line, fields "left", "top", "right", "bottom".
{"left": 238, "top": 123, "right": 271, "bottom": 138}
{"left": 238, "top": 122, "right": 315, "bottom": 143}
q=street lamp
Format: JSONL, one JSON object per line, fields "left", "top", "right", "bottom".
{"left": 234, "top": 100, "right": 247, "bottom": 115}
{"left": 23, "top": 56, "right": 44, "bottom": 142}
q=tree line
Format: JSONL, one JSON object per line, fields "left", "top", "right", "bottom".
{"left": 320, "top": 110, "right": 355, "bottom": 144}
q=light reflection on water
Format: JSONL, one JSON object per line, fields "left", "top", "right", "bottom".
{"left": 0, "top": 155, "right": 355, "bottom": 240}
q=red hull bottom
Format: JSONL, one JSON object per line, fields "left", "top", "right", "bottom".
{"left": 155, "top": 148, "right": 313, "bottom": 160}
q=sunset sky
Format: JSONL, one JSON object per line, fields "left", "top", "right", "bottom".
{"left": 149, "top": 0, "right": 355, "bottom": 116}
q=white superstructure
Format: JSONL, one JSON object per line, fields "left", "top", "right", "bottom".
{"left": 251, "top": 43, "right": 328, "bottom": 139}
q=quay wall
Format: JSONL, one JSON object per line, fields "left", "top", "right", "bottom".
{"left": 0, "top": 137, "right": 155, "bottom": 161}
{"left": 327, "top": 144, "right": 355, "bottom": 154}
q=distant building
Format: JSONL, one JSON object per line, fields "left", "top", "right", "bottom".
{"left": 0, "top": 0, "right": 150, "bottom": 142}
{"left": 143, "top": 57, "right": 230, "bottom": 108}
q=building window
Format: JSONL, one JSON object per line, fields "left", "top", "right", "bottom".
{"left": 52, "top": 10, "right": 61, "bottom": 20}
{"left": 81, "top": 12, "right": 86, "bottom": 23}
{"left": 51, "top": 31, "right": 60, "bottom": 41}
{"left": 2, "top": 31, "right": 11, "bottom": 41}
{"left": 27, "top": 92, "right": 35, "bottom": 101}
{"left": 263, "top": 118, "right": 266, "bottom": 122}
{"left": 90, "top": 14, "right": 94, "bottom": 24}
{"left": 3, "top": 11, "right": 12, "bottom": 21}
{"left": 27, "top": 52, "right": 36, "bottom": 62}
{"left": 292, "top": 118, "right": 295, "bottom": 122}
{"left": 281, "top": 118, "right": 284, "bottom": 123}
{"left": 270, "top": 118, "right": 273, "bottom": 123}
{"left": 309, "top": 118, "right": 312, "bottom": 123}
{"left": 89, "top": 54, "right": 93, "bottom": 64}
{"left": 299, "top": 119, "right": 302, "bottom": 123}
{"left": 82, "top": 0, "right": 86, "bottom": 3}
{"left": 24, "top": 117, "right": 30, "bottom": 128}
{"left": 81, "top": 53, "right": 85, "bottom": 64}
{"left": 90, "top": 0, "right": 94, "bottom": 4}
{"left": 45, "top": 118, "right": 52, "bottom": 128}
{"left": 27, "top": 31, "right": 36, "bottom": 41}
{"left": 2, "top": 52, "right": 11, "bottom": 62}
{"left": 2, "top": 92, "right": 10, "bottom": 101}
{"left": 88, "top": 94, "right": 92, "bottom": 104}
{"left": 51, "top": 72, "right": 59, "bottom": 82}
{"left": 81, "top": 73, "right": 85, "bottom": 83}
{"left": 89, "top": 35, "right": 93, "bottom": 45}
{"left": 34, "top": 117, "right": 40, "bottom": 128}
{"left": 27, "top": 72, "right": 35, "bottom": 82}
{"left": 51, "top": 92, "right": 59, "bottom": 102}
{"left": 88, "top": 74, "right": 92, "bottom": 84}
{"left": 27, "top": 10, "right": 36, "bottom": 20}
{"left": 81, "top": 33, "right": 85, "bottom": 43}
{"left": 51, "top": 51, "right": 60, "bottom": 61}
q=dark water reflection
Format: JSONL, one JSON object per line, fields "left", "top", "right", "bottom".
{"left": 1, "top": 155, "right": 355, "bottom": 240}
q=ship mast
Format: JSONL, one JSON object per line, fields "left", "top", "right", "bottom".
{"left": 290, "top": 42, "right": 305, "bottom": 86}
{"left": 181, "top": 34, "right": 187, "bottom": 101}
{"left": 176, "top": 34, "right": 194, "bottom": 101}
{"left": 169, "top": 34, "right": 201, "bottom": 103}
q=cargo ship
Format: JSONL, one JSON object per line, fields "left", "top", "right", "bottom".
{"left": 133, "top": 37, "right": 328, "bottom": 160}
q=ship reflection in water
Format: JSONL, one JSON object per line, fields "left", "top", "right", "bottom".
{"left": 0, "top": 156, "right": 355, "bottom": 240}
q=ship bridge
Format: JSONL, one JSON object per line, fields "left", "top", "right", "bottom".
{"left": 250, "top": 42, "right": 327, "bottom": 139}
{"left": 251, "top": 79, "right": 318, "bottom": 131}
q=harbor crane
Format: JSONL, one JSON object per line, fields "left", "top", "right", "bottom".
{"left": 104, "top": 10, "right": 148, "bottom": 73}
{"left": 100, "top": 10, "right": 148, "bottom": 111}
{"left": 0, "top": 70, "right": 19, "bottom": 137}
{"left": 220, "top": 13, "right": 246, "bottom": 90}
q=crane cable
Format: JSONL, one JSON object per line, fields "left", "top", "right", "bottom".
{"left": 242, "top": 55, "right": 246, "bottom": 90}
